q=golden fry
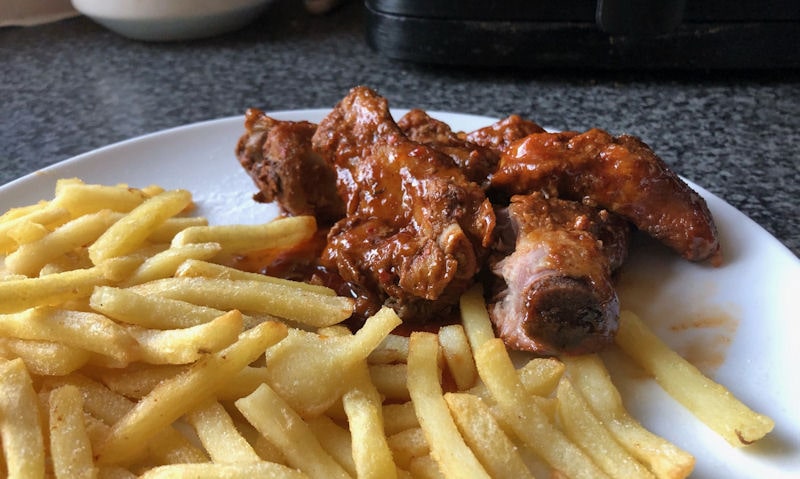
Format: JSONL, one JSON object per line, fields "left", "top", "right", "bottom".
{"left": 4, "top": 209, "right": 118, "bottom": 276}
{"left": 96, "top": 319, "right": 287, "bottom": 465}
{"left": 120, "top": 242, "right": 222, "bottom": 286}
{"left": 0, "top": 358, "right": 46, "bottom": 479}
{"left": 88, "top": 189, "right": 192, "bottom": 264}
{"left": 124, "top": 309, "right": 243, "bottom": 365}
{"left": 185, "top": 399, "right": 262, "bottom": 464}
{"left": 407, "top": 332, "right": 490, "bottom": 478}
{"left": 444, "top": 392, "right": 534, "bottom": 479}
{"left": 0, "top": 308, "right": 137, "bottom": 364}
{"left": 0, "top": 337, "right": 90, "bottom": 376}
{"left": 563, "top": 354, "right": 695, "bottom": 479}
{"left": 49, "top": 384, "right": 98, "bottom": 479}
{"left": 170, "top": 216, "right": 316, "bottom": 256}
{"left": 175, "top": 258, "right": 335, "bottom": 296}
{"left": 615, "top": 310, "right": 775, "bottom": 447}
{"left": 0, "top": 266, "right": 109, "bottom": 313}
{"left": 342, "top": 361, "right": 397, "bottom": 479}
{"left": 474, "top": 338, "right": 609, "bottom": 479}
{"left": 128, "top": 276, "right": 354, "bottom": 327}
{"left": 235, "top": 383, "right": 351, "bottom": 479}
{"left": 556, "top": 378, "right": 655, "bottom": 479}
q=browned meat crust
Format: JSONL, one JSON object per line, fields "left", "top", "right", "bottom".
{"left": 491, "top": 129, "right": 721, "bottom": 264}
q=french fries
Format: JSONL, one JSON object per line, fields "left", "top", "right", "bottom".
{"left": 0, "top": 179, "right": 777, "bottom": 478}
{"left": 407, "top": 332, "right": 491, "bottom": 478}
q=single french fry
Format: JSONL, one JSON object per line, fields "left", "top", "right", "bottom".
{"left": 128, "top": 277, "right": 354, "bottom": 328}
{"left": 0, "top": 308, "right": 138, "bottom": 364}
{"left": 120, "top": 242, "right": 222, "bottom": 286}
{"left": 124, "top": 309, "right": 243, "bottom": 365}
{"left": 170, "top": 216, "right": 316, "bottom": 256}
{"left": 563, "top": 354, "right": 695, "bottom": 479}
{"left": 146, "top": 217, "right": 208, "bottom": 243}
{"left": 438, "top": 324, "right": 478, "bottom": 390}
{"left": 615, "top": 310, "right": 775, "bottom": 446}
{"left": 5, "top": 220, "right": 49, "bottom": 246}
{"left": 407, "top": 332, "right": 491, "bottom": 478}
{"left": 474, "top": 338, "right": 610, "bottom": 479}
{"left": 458, "top": 284, "right": 495, "bottom": 353}
{"left": 96, "top": 319, "right": 288, "bottom": 465}
{"left": 0, "top": 266, "right": 109, "bottom": 313}
{"left": 138, "top": 461, "right": 309, "bottom": 479}
{"left": 4, "top": 209, "right": 119, "bottom": 277}
{"left": 235, "top": 383, "right": 351, "bottom": 479}
{"left": 0, "top": 358, "right": 46, "bottom": 479}
{"left": 185, "top": 399, "right": 262, "bottom": 463}
{"left": 175, "top": 259, "right": 335, "bottom": 296}
{"left": 48, "top": 384, "right": 98, "bottom": 479}
{"left": 0, "top": 337, "right": 90, "bottom": 376}
{"left": 556, "top": 378, "right": 655, "bottom": 479}
{"left": 444, "top": 392, "right": 534, "bottom": 479}
{"left": 518, "top": 356, "right": 566, "bottom": 397}
{"left": 52, "top": 180, "right": 152, "bottom": 217}
{"left": 88, "top": 189, "right": 193, "bottom": 265}
{"left": 342, "top": 361, "right": 397, "bottom": 479}
{"left": 0, "top": 201, "right": 48, "bottom": 224}
{"left": 0, "top": 203, "right": 70, "bottom": 254}
{"left": 90, "top": 286, "right": 232, "bottom": 329}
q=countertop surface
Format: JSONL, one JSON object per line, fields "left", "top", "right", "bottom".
{"left": 1, "top": 0, "right": 798, "bottom": 257}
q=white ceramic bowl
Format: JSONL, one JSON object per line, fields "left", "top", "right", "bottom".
{"left": 70, "top": 0, "right": 274, "bottom": 41}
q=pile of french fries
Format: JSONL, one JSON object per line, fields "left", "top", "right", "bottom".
{"left": 0, "top": 179, "right": 774, "bottom": 478}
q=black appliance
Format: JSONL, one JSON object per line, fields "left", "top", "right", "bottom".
{"left": 365, "top": 0, "right": 800, "bottom": 69}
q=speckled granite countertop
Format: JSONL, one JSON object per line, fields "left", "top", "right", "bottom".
{"left": 1, "top": 0, "right": 798, "bottom": 257}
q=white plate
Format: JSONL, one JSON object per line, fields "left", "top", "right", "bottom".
{"left": 2, "top": 110, "right": 799, "bottom": 478}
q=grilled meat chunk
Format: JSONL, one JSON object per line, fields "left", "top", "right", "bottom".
{"left": 236, "top": 108, "right": 344, "bottom": 225}
{"left": 398, "top": 109, "right": 500, "bottom": 186}
{"left": 489, "top": 193, "right": 631, "bottom": 355}
{"left": 312, "top": 86, "right": 495, "bottom": 323}
{"left": 491, "top": 129, "right": 720, "bottom": 263}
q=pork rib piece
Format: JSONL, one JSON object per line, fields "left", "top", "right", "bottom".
{"left": 236, "top": 108, "right": 344, "bottom": 225}
{"left": 312, "top": 86, "right": 495, "bottom": 322}
{"left": 489, "top": 193, "right": 631, "bottom": 355}
{"left": 491, "top": 129, "right": 720, "bottom": 263}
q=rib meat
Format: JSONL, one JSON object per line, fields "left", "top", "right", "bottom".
{"left": 489, "top": 193, "right": 631, "bottom": 355}
{"left": 312, "top": 86, "right": 495, "bottom": 322}
{"left": 491, "top": 129, "right": 721, "bottom": 263}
